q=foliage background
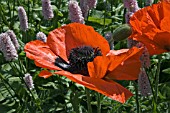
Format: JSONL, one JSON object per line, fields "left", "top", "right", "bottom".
{"left": 0, "top": 0, "right": 170, "bottom": 113}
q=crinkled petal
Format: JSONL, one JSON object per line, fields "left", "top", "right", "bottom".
{"left": 106, "top": 47, "right": 143, "bottom": 80}
{"left": 24, "top": 40, "right": 60, "bottom": 70}
{"left": 47, "top": 28, "right": 68, "bottom": 61}
{"left": 54, "top": 70, "right": 133, "bottom": 103}
{"left": 129, "top": 2, "right": 170, "bottom": 55}
{"left": 61, "top": 23, "right": 110, "bottom": 56}
{"left": 88, "top": 56, "right": 110, "bottom": 79}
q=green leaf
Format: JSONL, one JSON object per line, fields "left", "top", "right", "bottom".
{"left": 162, "top": 68, "right": 170, "bottom": 74}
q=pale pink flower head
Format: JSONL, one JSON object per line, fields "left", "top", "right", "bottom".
{"left": 80, "top": 0, "right": 89, "bottom": 18}
{"left": 24, "top": 73, "right": 34, "bottom": 90}
{"left": 136, "top": 42, "right": 150, "bottom": 68}
{"left": 0, "top": 33, "right": 18, "bottom": 61}
{"left": 6, "top": 30, "right": 20, "bottom": 50}
{"left": 36, "top": 32, "right": 47, "bottom": 42}
{"left": 69, "top": 0, "right": 85, "bottom": 24}
{"left": 87, "top": 0, "right": 97, "bottom": 10}
{"left": 127, "top": 38, "right": 138, "bottom": 48}
{"left": 42, "top": 0, "right": 54, "bottom": 20}
{"left": 18, "top": 6, "right": 28, "bottom": 31}
{"left": 125, "top": 11, "right": 134, "bottom": 24}
{"left": 138, "top": 69, "right": 152, "bottom": 96}
{"left": 123, "top": 0, "right": 140, "bottom": 12}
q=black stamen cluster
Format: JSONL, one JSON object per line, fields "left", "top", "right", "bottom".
{"left": 55, "top": 46, "right": 102, "bottom": 76}
{"left": 68, "top": 46, "right": 102, "bottom": 75}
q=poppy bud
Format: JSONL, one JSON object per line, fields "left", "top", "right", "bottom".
{"left": 36, "top": 32, "right": 47, "bottom": 42}
{"left": 6, "top": 30, "right": 20, "bottom": 50}
{"left": 42, "top": 0, "right": 54, "bottom": 20}
{"left": 112, "top": 24, "right": 132, "bottom": 42}
{"left": 18, "top": 6, "right": 28, "bottom": 31}
{"left": 0, "top": 33, "right": 18, "bottom": 61}
{"left": 23, "top": 73, "right": 34, "bottom": 90}
{"left": 69, "top": 0, "right": 85, "bottom": 24}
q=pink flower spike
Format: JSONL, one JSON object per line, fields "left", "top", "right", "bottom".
{"left": 69, "top": 0, "right": 84, "bottom": 24}
{"left": 42, "top": 0, "right": 54, "bottom": 20}
{"left": 18, "top": 6, "right": 28, "bottom": 31}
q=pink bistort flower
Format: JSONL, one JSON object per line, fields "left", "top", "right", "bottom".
{"left": 42, "top": 0, "right": 54, "bottom": 20}
{"left": 69, "top": 0, "right": 84, "bottom": 24}
{"left": 18, "top": 6, "right": 28, "bottom": 31}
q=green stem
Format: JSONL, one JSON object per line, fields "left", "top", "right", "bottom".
{"left": 153, "top": 55, "right": 161, "bottom": 113}
{"left": 97, "top": 93, "right": 101, "bottom": 113}
{"left": 133, "top": 81, "right": 140, "bottom": 113}
{"left": 155, "top": 56, "right": 161, "bottom": 103}
{"left": 85, "top": 88, "right": 92, "bottom": 113}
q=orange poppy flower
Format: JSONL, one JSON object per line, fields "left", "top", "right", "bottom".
{"left": 129, "top": 2, "right": 170, "bottom": 55}
{"left": 24, "top": 23, "right": 143, "bottom": 103}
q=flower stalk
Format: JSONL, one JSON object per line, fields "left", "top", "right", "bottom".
{"left": 134, "top": 81, "right": 140, "bottom": 113}
{"left": 97, "top": 93, "right": 101, "bottom": 113}
{"left": 153, "top": 55, "right": 161, "bottom": 113}
{"left": 85, "top": 88, "right": 93, "bottom": 113}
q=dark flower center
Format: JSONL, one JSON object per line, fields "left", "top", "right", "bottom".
{"left": 55, "top": 46, "right": 102, "bottom": 75}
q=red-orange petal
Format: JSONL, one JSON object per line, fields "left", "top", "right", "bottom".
{"left": 61, "top": 23, "right": 110, "bottom": 56}
{"left": 54, "top": 70, "right": 133, "bottom": 103}
{"left": 39, "top": 70, "right": 53, "bottom": 78}
{"left": 129, "top": 2, "right": 170, "bottom": 55}
{"left": 106, "top": 47, "right": 143, "bottom": 80}
{"left": 88, "top": 56, "right": 110, "bottom": 79}
{"left": 47, "top": 28, "right": 68, "bottom": 61}
{"left": 24, "top": 40, "right": 60, "bottom": 70}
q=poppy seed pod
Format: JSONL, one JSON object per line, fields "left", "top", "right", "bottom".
{"left": 112, "top": 24, "right": 132, "bottom": 42}
{"left": 0, "top": 33, "right": 18, "bottom": 61}
{"left": 69, "top": 0, "right": 85, "bottom": 24}
{"left": 6, "top": 30, "right": 20, "bottom": 50}
{"left": 42, "top": 0, "right": 54, "bottom": 20}
{"left": 36, "top": 32, "right": 47, "bottom": 42}
{"left": 18, "top": 6, "right": 28, "bottom": 31}
{"left": 24, "top": 73, "right": 34, "bottom": 90}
